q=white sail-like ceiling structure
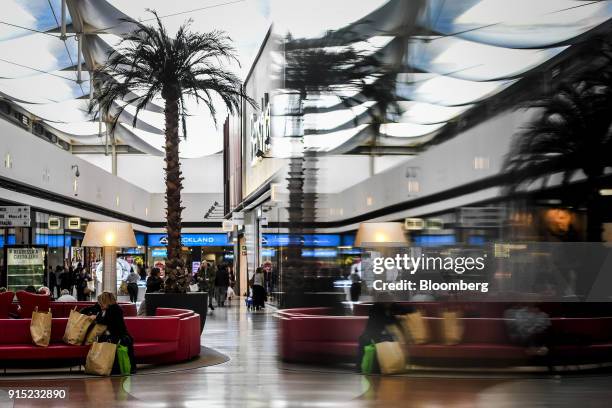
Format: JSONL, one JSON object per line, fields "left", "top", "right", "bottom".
{"left": 272, "top": 0, "right": 612, "bottom": 155}
{"left": 1, "top": 0, "right": 611, "bottom": 159}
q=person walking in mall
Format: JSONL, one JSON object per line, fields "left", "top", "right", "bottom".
{"left": 48, "top": 266, "right": 57, "bottom": 299}
{"left": 81, "top": 292, "right": 136, "bottom": 374}
{"left": 54, "top": 265, "right": 64, "bottom": 296}
{"left": 250, "top": 267, "right": 266, "bottom": 311}
{"left": 204, "top": 262, "right": 216, "bottom": 311}
{"left": 146, "top": 267, "right": 163, "bottom": 293}
{"left": 76, "top": 267, "right": 92, "bottom": 301}
{"left": 125, "top": 266, "right": 140, "bottom": 303}
{"left": 215, "top": 264, "right": 230, "bottom": 307}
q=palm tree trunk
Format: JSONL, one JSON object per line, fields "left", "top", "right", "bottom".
{"left": 163, "top": 95, "right": 186, "bottom": 292}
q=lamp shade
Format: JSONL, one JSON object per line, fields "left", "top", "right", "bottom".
{"left": 354, "top": 222, "right": 408, "bottom": 247}
{"left": 81, "top": 222, "right": 137, "bottom": 248}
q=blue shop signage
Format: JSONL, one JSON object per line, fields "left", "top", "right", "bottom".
{"left": 148, "top": 233, "right": 230, "bottom": 247}
{"left": 262, "top": 234, "right": 341, "bottom": 247}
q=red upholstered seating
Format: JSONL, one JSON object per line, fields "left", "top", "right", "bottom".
{"left": 278, "top": 305, "right": 612, "bottom": 368}
{"left": 16, "top": 291, "right": 50, "bottom": 318}
{"left": 0, "top": 291, "right": 14, "bottom": 319}
{"left": 0, "top": 307, "right": 201, "bottom": 368}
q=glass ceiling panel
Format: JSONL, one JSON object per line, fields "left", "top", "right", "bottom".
{"left": 0, "top": 0, "right": 70, "bottom": 41}
{"left": 407, "top": 36, "right": 567, "bottom": 81}
{"left": 423, "top": 0, "right": 612, "bottom": 48}
{"left": 0, "top": 33, "right": 77, "bottom": 78}
{"left": 0, "top": 70, "right": 88, "bottom": 103}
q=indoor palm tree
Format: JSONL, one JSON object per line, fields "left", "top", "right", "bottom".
{"left": 505, "top": 50, "right": 612, "bottom": 241}
{"left": 90, "top": 11, "right": 254, "bottom": 292}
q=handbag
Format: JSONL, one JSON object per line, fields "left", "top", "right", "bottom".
{"left": 440, "top": 311, "right": 464, "bottom": 345}
{"left": 189, "top": 284, "right": 199, "bottom": 292}
{"left": 117, "top": 341, "right": 131, "bottom": 375}
{"left": 85, "top": 341, "right": 117, "bottom": 376}
{"left": 84, "top": 324, "right": 108, "bottom": 346}
{"left": 361, "top": 342, "right": 377, "bottom": 375}
{"left": 63, "top": 308, "right": 94, "bottom": 345}
{"left": 119, "top": 282, "right": 128, "bottom": 295}
{"left": 375, "top": 341, "right": 406, "bottom": 375}
{"left": 30, "top": 306, "right": 52, "bottom": 347}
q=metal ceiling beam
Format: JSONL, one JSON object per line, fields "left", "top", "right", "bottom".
{"left": 70, "top": 144, "right": 144, "bottom": 154}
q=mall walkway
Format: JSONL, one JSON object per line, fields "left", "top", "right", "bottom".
{"left": 1, "top": 301, "right": 612, "bottom": 407}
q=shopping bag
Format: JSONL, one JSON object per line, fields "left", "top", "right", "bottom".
{"left": 117, "top": 342, "right": 131, "bottom": 375}
{"left": 84, "top": 324, "right": 108, "bottom": 346}
{"left": 189, "top": 284, "right": 199, "bottom": 292}
{"left": 119, "top": 282, "right": 128, "bottom": 295}
{"left": 375, "top": 341, "right": 406, "bottom": 375}
{"left": 84, "top": 280, "right": 95, "bottom": 295}
{"left": 440, "top": 311, "right": 464, "bottom": 345}
{"left": 400, "top": 311, "right": 429, "bottom": 344}
{"left": 85, "top": 341, "right": 117, "bottom": 376}
{"left": 63, "top": 308, "right": 93, "bottom": 345}
{"left": 30, "top": 307, "right": 52, "bottom": 347}
{"left": 361, "top": 342, "right": 377, "bottom": 375}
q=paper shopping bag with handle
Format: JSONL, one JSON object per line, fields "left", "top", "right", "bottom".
{"left": 440, "top": 311, "right": 464, "bottom": 345}
{"left": 30, "top": 307, "right": 52, "bottom": 347}
{"left": 85, "top": 341, "right": 117, "bottom": 376}
{"left": 84, "top": 324, "right": 108, "bottom": 346}
{"left": 63, "top": 308, "right": 93, "bottom": 345}
{"left": 375, "top": 341, "right": 406, "bottom": 375}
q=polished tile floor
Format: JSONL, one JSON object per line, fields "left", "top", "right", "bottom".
{"left": 1, "top": 301, "right": 612, "bottom": 407}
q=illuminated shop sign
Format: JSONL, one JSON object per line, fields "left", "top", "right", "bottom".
{"left": 151, "top": 249, "right": 168, "bottom": 257}
{"left": 261, "top": 249, "right": 276, "bottom": 257}
{"left": 147, "top": 234, "right": 230, "bottom": 247}
{"left": 302, "top": 249, "right": 338, "bottom": 258}
{"left": 413, "top": 235, "right": 456, "bottom": 246}
{"left": 262, "top": 234, "right": 341, "bottom": 247}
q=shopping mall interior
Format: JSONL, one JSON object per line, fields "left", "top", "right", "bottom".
{"left": 2, "top": 0, "right": 612, "bottom": 406}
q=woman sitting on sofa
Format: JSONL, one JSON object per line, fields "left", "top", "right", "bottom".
{"left": 81, "top": 291, "right": 136, "bottom": 374}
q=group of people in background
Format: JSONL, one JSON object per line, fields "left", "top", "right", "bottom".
{"left": 46, "top": 263, "right": 93, "bottom": 301}
{"left": 195, "top": 262, "right": 235, "bottom": 311}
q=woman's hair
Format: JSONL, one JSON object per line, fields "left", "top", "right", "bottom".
{"left": 97, "top": 291, "right": 117, "bottom": 307}
{"left": 61, "top": 289, "right": 70, "bottom": 295}
{"left": 38, "top": 286, "right": 50, "bottom": 295}
{"left": 150, "top": 267, "right": 160, "bottom": 277}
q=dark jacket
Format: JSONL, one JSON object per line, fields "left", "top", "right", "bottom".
{"left": 81, "top": 303, "right": 130, "bottom": 340}
{"left": 215, "top": 268, "right": 230, "bottom": 287}
{"left": 146, "top": 276, "right": 163, "bottom": 293}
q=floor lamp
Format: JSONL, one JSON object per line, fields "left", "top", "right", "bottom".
{"left": 82, "top": 222, "right": 136, "bottom": 294}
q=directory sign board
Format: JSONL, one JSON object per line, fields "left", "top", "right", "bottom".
{"left": 0, "top": 206, "right": 30, "bottom": 227}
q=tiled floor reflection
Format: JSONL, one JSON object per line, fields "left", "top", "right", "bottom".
{"left": 1, "top": 302, "right": 612, "bottom": 407}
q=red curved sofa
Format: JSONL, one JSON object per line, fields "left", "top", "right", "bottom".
{"left": 0, "top": 307, "right": 200, "bottom": 368}
{"left": 278, "top": 304, "right": 612, "bottom": 368}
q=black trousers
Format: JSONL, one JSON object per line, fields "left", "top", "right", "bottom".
{"left": 127, "top": 283, "right": 138, "bottom": 303}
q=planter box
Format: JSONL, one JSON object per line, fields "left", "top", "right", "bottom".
{"left": 145, "top": 292, "right": 208, "bottom": 332}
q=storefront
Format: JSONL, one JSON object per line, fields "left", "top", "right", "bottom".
{"left": 147, "top": 233, "right": 233, "bottom": 278}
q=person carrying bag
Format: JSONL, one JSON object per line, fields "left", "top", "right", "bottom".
{"left": 81, "top": 291, "right": 136, "bottom": 374}
{"left": 30, "top": 306, "right": 52, "bottom": 347}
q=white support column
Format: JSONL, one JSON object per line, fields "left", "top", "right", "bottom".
{"left": 102, "top": 247, "right": 117, "bottom": 294}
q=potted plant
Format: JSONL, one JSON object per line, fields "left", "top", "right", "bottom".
{"left": 89, "top": 11, "right": 254, "bottom": 328}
